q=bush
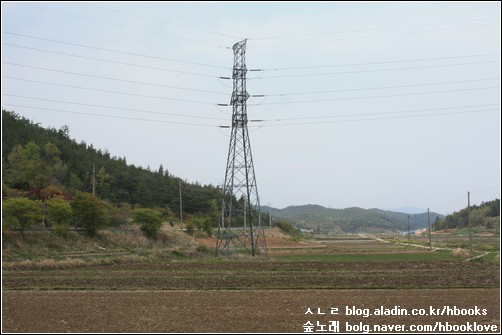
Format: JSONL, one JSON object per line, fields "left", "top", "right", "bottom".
{"left": 196, "top": 245, "right": 210, "bottom": 253}
{"left": 451, "top": 248, "right": 470, "bottom": 259}
{"left": 2, "top": 197, "right": 42, "bottom": 234}
{"left": 274, "top": 220, "right": 300, "bottom": 236}
{"left": 46, "top": 197, "right": 72, "bottom": 236}
{"left": 71, "top": 192, "right": 109, "bottom": 236}
{"left": 132, "top": 208, "right": 162, "bottom": 238}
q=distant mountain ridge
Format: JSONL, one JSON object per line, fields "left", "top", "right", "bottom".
{"left": 384, "top": 206, "right": 428, "bottom": 214}
{"left": 262, "top": 204, "right": 444, "bottom": 233}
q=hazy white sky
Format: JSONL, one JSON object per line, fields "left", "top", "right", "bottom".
{"left": 2, "top": 1, "right": 500, "bottom": 214}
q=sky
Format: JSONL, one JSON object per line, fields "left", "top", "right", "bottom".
{"left": 1, "top": 1, "right": 500, "bottom": 215}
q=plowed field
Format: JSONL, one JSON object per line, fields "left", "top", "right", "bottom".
{"left": 3, "top": 289, "right": 499, "bottom": 333}
{"left": 2, "top": 260, "right": 498, "bottom": 290}
{"left": 2, "top": 235, "right": 500, "bottom": 333}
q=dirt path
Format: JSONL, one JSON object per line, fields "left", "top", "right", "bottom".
{"left": 3, "top": 289, "right": 499, "bottom": 333}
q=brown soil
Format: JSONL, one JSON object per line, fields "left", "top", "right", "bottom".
{"left": 2, "top": 289, "right": 499, "bottom": 333}
{"left": 3, "top": 260, "right": 498, "bottom": 290}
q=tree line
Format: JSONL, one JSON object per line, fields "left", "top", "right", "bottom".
{"left": 433, "top": 199, "right": 500, "bottom": 231}
{"left": 2, "top": 109, "right": 221, "bottom": 211}
{"left": 2, "top": 109, "right": 225, "bottom": 237}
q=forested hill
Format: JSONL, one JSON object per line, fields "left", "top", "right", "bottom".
{"left": 433, "top": 199, "right": 500, "bottom": 231}
{"left": 2, "top": 109, "right": 220, "bottom": 214}
{"left": 265, "top": 204, "right": 445, "bottom": 233}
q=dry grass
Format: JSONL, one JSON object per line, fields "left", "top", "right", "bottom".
{"left": 2, "top": 223, "right": 202, "bottom": 270}
{"left": 451, "top": 248, "right": 471, "bottom": 259}
{"left": 2, "top": 255, "right": 151, "bottom": 270}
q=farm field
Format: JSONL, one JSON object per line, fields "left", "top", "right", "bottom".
{"left": 2, "top": 232, "right": 500, "bottom": 333}
{"left": 3, "top": 289, "right": 499, "bottom": 333}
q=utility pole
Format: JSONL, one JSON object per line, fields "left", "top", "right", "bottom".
{"left": 428, "top": 208, "right": 432, "bottom": 250}
{"left": 179, "top": 180, "right": 183, "bottom": 224}
{"left": 407, "top": 214, "right": 410, "bottom": 247}
{"left": 215, "top": 39, "right": 267, "bottom": 257}
{"left": 468, "top": 191, "right": 472, "bottom": 254}
{"left": 92, "top": 162, "right": 96, "bottom": 196}
{"left": 269, "top": 203, "right": 272, "bottom": 228}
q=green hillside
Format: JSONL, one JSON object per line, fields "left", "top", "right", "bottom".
{"left": 2, "top": 109, "right": 220, "bottom": 214}
{"left": 268, "top": 204, "right": 444, "bottom": 233}
{"left": 434, "top": 199, "right": 500, "bottom": 231}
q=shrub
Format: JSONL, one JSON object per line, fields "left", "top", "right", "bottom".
{"left": 46, "top": 197, "right": 72, "bottom": 236}
{"left": 132, "top": 208, "right": 162, "bottom": 238}
{"left": 451, "top": 248, "right": 470, "bottom": 259}
{"left": 71, "top": 192, "right": 109, "bottom": 236}
{"left": 2, "top": 197, "right": 42, "bottom": 234}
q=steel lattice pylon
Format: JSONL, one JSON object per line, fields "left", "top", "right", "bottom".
{"left": 215, "top": 40, "right": 267, "bottom": 257}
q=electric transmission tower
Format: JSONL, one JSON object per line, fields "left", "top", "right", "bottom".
{"left": 215, "top": 39, "right": 267, "bottom": 257}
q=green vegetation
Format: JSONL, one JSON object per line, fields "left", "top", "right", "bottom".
{"left": 269, "top": 204, "right": 444, "bottom": 233}
{"left": 2, "top": 109, "right": 221, "bottom": 214}
{"left": 434, "top": 199, "right": 500, "bottom": 231}
{"left": 2, "top": 197, "right": 43, "bottom": 234}
{"left": 46, "top": 197, "right": 73, "bottom": 236}
{"left": 132, "top": 208, "right": 163, "bottom": 238}
{"left": 274, "top": 220, "right": 300, "bottom": 237}
{"left": 71, "top": 192, "right": 109, "bottom": 236}
{"left": 2, "top": 109, "right": 229, "bottom": 240}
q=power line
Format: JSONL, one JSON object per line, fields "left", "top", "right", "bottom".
{"left": 252, "top": 53, "right": 500, "bottom": 71}
{"left": 78, "top": 2, "right": 244, "bottom": 40}
{"left": 3, "top": 104, "right": 496, "bottom": 129}
{"left": 248, "top": 60, "right": 500, "bottom": 80}
{"left": 252, "top": 78, "right": 499, "bottom": 97}
{"left": 2, "top": 44, "right": 221, "bottom": 78}
{"left": 16, "top": 4, "right": 231, "bottom": 49}
{"left": 249, "top": 23, "right": 498, "bottom": 48}
{"left": 3, "top": 32, "right": 229, "bottom": 69}
{"left": 2, "top": 94, "right": 228, "bottom": 121}
{"left": 1, "top": 103, "right": 222, "bottom": 128}
{"left": 6, "top": 62, "right": 495, "bottom": 98}
{"left": 3, "top": 62, "right": 228, "bottom": 95}
{"left": 248, "top": 17, "right": 499, "bottom": 40}
{"left": 4, "top": 76, "right": 497, "bottom": 107}
{"left": 258, "top": 104, "right": 500, "bottom": 122}
{"left": 5, "top": 43, "right": 497, "bottom": 82}
{"left": 249, "top": 86, "right": 499, "bottom": 106}
{"left": 3, "top": 76, "right": 222, "bottom": 105}
{"left": 8, "top": 33, "right": 498, "bottom": 76}
{"left": 259, "top": 108, "right": 498, "bottom": 127}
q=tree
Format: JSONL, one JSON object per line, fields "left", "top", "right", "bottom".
{"left": 46, "top": 197, "right": 72, "bottom": 236}
{"left": 44, "top": 142, "right": 67, "bottom": 187}
{"left": 132, "top": 208, "right": 163, "bottom": 238}
{"left": 5, "top": 141, "right": 66, "bottom": 191}
{"left": 71, "top": 192, "right": 109, "bottom": 236}
{"left": 66, "top": 173, "right": 83, "bottom": 195}
{"left": 5, "top": 143, "right": 43, "bottom": 190}
{"left": 2, "top": 197, "right": 42, "bottom": 234}
{"left": 192, "top": 215, "right": 214, "bottom": 236}
{"left": 96, "top": 166, "right": 110, "bottom": 196}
